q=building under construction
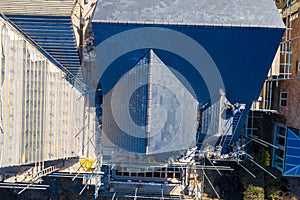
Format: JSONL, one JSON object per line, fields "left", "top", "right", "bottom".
{"left": 248, "top": 0, "right": 300, "bottom": 179}
{"left": 0, "top": 0, "right": 297, "bottom": 199}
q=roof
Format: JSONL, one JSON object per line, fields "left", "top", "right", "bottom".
{"left": 0, "top": 0, "right": 83, "bottom": 81}
{"left": 0, "top": 0, "right": 76, "bottom": 15}
{"left": 4, "top": 14, "right": 83, "bottom": 80}
{"left": 102, "top": 50, "right": 197, "bottom": 156}
{"left": 93, "top": 1, "right": 285, "bottom": 149}
{"left": 93, "top": 0, "right": 284, "bottom": 28}
{"left": 283, "top": 128, "right": 300, "bottom": 176}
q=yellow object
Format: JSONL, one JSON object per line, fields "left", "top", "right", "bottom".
{"left": 190, "top": 179, "right": 198, "bottom": 186}
{"left": 80, "top": 158, "right": 95, "bottom": 172}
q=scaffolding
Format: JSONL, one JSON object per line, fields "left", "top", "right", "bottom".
{"left": 279, "top": 0, "right": 293, "bottom": 79}
{"left": 0, "top": 0, "right": 288, "bottom": 198}
{"left": 0, "top": 1, "right": 104, "bottom": 196}
{"left": 250, "top": 1, "right": 300, "bottom": 151}
{"left": 251, "top": 0, "right": 300, "bottom": 112}
{"left": 0, "top": 17, "right": 86, "bottom": 168}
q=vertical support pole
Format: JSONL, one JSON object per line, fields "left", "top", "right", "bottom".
{"left": 24, "top": 41, "right": 28, "bottom": 165}
{"left": 0, "top": 21, "right": 3, "bottom": 167}
{"left": 251, "top": 110, "right": 254, "bottom": 137}
{"left": 288, "top": 0, "right": 292, "bottom": 79}
{"left": 265, "top": 81, "right": 269, "bottom": 110}
{"left": 218, "top": 92, "right": 224, "bottom": 136}
{"left": 42, "top": 59, "right": 47, "bottom": 170}
{"left": 269, "top": 80, "right": 273, "bottom": 110}
{"left": 134, "top": 187, "right": 138, "bottom": 200}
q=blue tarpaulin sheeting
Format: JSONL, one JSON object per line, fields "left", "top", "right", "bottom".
{"left": 92, "top": 0, "right": 285, "bottom": 157}
{"left": 283, "top": 128, "right": 300, "bottom": 176}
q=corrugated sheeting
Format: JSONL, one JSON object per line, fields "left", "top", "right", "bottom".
{"left": 4, "top": 14, "right": 83, "bottom": 80}
{"left": 0, "top": 0, "right": 76, "bottom": 15}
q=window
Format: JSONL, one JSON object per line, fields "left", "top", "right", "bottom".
{"left": 298, "top": 61, "right": 300, "bottom": 71}
{"left": 280, "top": 92, "right": 287, "bottom": 107}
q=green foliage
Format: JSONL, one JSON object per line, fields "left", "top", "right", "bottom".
{"left": 244, "top": 185, "right": 264, "bottom": 200}
{"left": 257, "top": 149, "right": 271, "bottom": 167}
{"left": 262, "top": 149, "right": 271, "bottom": 167}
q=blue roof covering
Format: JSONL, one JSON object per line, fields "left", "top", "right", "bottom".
{"left": 283, "top": 128, "right": 300, "bottom": 176}
{"left": 92, "top": 1, "right": 284, "bottom": 155}
{"left": 93, "top": 23, "right": 284, "bottom": 105}
{"left": 5, "top": 14, "right": 83, "bottom": 80}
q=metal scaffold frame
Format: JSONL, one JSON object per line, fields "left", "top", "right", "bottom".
{"left": 0, "top": 17, "right": 86, "bottom": 169}
{"left": 280, "top": 0, "right": 293, "bottom": 79}
{"left": 254, "top": 0, "right": 300, "bottom": 112}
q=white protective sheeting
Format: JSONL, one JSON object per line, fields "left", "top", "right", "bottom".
{"left": 0, "top": 18, "right": 85, "bottom": 168}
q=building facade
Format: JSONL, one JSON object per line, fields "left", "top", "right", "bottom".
{"left": 255, "top": 0, "right": 300, "bottom": 176}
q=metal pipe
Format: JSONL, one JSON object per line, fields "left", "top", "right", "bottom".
{"left": 111, "top": 192, "right": 116, "bottom": 200}
{"left": 0, "top": 183, "right": 49, "bottom": 187}
{"left": 288, "top": 0, "right": 292, "bottom": 79}
{"left": 79, "top": 176, "right": 92, "bottom": 195}
{"left": 18, "top": 182, "right": 35, "bottom": 195}
{"left": 250, "top": 138, "right": 269, "bottom": 147}
{"left": 248, "top": 135, "right": 279, "bottom": 149}
{"left": 269, "top": 80, "right": 273, "bottom": 110}
{"left": 207, "top": 158, "right": 222, "bottom": 176}
{"left": 265, "top": 80, "right": 270, "bottom": 109}
{"left": 0, "top": 186, "right": 47, "bottom": 190}
{"left": 244, "top": 152, "right": 254, "bottom": 160}
{"left": 240, "top": 139, "right": 253, "bottom": 149}
{"left": 236, "top": 161, "right": 256, "bottom": 178}
{"left": 249, "top": 159, "right": 277, "bottom": 179}
{"left": 202, "top": 170, "right": 220, "bottom": 199}
{"left": 134, "top": 187, "right": 138, "bottom": 200}
{"left": 72, "top": 159, "right": 90, "bottom": 181}
{"left": 122, "top": 195, "right": 180, "bottom": 200}
{"left": 251, "top": 111, "right": 254, "bottom": 136}
{"left": 49, "top": 174, "right": 85, "bottom": 178}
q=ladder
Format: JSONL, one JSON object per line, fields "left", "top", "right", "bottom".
{"left": 280, "top": 0, "right": 293, "bottom": 79}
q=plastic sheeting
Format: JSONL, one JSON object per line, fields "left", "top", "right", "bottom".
{"left": 283, "top": 128, "right": 300, "bottom": 176}
{"left": 0, "top": 18, "right": 85, "bottom": 168}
